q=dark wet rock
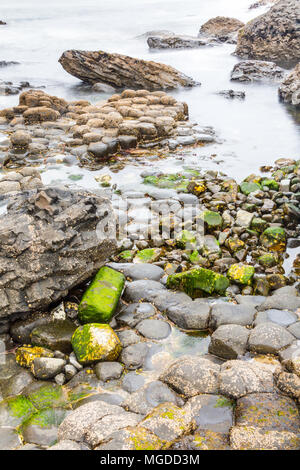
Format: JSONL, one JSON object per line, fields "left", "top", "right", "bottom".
{"left": 199, "top": 16, "right": 244, "bottom": 44}
{"left": 209, "top": 324, "right": 250, "bottom": 359}
{"left": 0, "top": 60, "right": 19, "bottom": 67}
{"left": 160, "top": 356, "right": 220, "bottom": 397}
{"left": 147, "top": 33, "right": 208, "bottom": 49}
{"left": 209, "top": 303, "right": 255, "bottom": 330}
{"left": 165, "top": 299, "right": 210, "bottom": 330}
{"left": 31, "top": 357, "right": 66, "bottom": 380}
{"left": 122, "top": 371, "right": 145, "bottom": 393}
{"left": 219, "top": 360, "right": 275, "bottom": 399}
{"left": 248, "top": 322, "right": 295, "bottom": 354}
{"left": 254, "top": 309, "right": 298, "bottom": 327}
{"left": 231, "top": 60, "right": 285, "bottom": 82}
{"left": 218, "top": 89, "right": 246, "bottom": 99}
{"left": 88, "top": 142, "right": 108, "bottom": 160}
{"left": 279, "top": 62, "right": 300, "bottom": 106}
{"left": 235, "top": 0, "right": 300, "bottom": 67}
{"left": 123, "top": 380, "right": 184, "bottom": 415}
{"left": 136, "top": 319, "right": 171, "bottom": 340}
{"left": 59, "top": 50, "right": 197, "bottom": 90}
{"left": 117, "top": 303, "right": 156, "bottom": 328}
{"left": 30, "top": 320, "right": 77, "bottom": 353}
{"left": 0, "top": 186, "right": 116, "bottom": 322}
{"left": 124, "top": 280, "right": 165, "bottom": 303}
{"left": 117, "top": 329, "right": 140, "bottom": 347}
{"left": 94, "top": 362, "right": 124, "bottom": 382}
{"left": 120, "top": 342, "right": 149, "bottom": 370}
{"left": 108, "top": 262, "right": 164, "bottom": 281}
{"left": 184, "top": 394, "right": 234, "bottom": 433}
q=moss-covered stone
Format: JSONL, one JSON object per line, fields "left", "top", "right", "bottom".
{"left": 261, "top": 179, "right": 279, "bottom": 191}
{"left": 134, "top": 248, "right": 161, "bottom": 263}
{"left": 260, "top": 227, "right": 286, "bottom": 252}
{"left": 227, "top": 263, "right": 255, "bottom": 286}
{"left": 258, "top": 254, "right": 277, "bottom": 268}
{"left": 176, "top": 230, "right": 197, "bottom": 249}
{"left": 71, "top": 323, "right": 122, "bottom": 365}
{"left": 20, "top": 408, "right": 67, "bottom": 447}
{"left": 143, "top": 173, "right": 189, "bottom": 191}
{"left": 0, "top": 396, "right": 36, "bottom": 428}
{"left": 78, "top": 267, "right": 125, "bottom": 324}
{"left": 167, "top": 267, "right": 229, "bottom": 298}
{"left": 200, "top": 210, "right": 222, "bottom": 230}
{"left": 118, "top": 250, "right": 135, "bottom": 261}
{"left": 15, "top": 346, "right": 54, "bottom": 369}
{"left": 226, "top": 237, "right": 245, "bottom": 253}
{"left": 126, "top": 427, "right": 166, "bottom": 450}
{"left": 251, "top": 217, "right": 268, "bottom": 232}
{"left": 187, "top": 180, "right": 207, "bottom": 196}
{"left": 240, "top": 181, "right": 261, "bottom": 195}
{"left": 25, "top": 383, "right": 70, "bottom": 410}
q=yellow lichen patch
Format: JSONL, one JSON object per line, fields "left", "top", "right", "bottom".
{"left": 15, "top": 346, "right": 54, "bottom": 369}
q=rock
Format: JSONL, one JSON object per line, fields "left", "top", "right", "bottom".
{"left": 0, "top": 187, "right": 116, "bottom": 322}
{"left": 122, "top": 371, "right": 145, "bottom": 393}
{"left": 10, "top": 130, "right": 32, "bottom": 148}
{"left": 287, "top": 322, "right": 300, "bottom": 339}
{"left": 120, "top": 342, "right": 149, "bottom": 370}
{"left": 230, "top": 425, "right": 300, "bottom": 450}
{"left": 248, "top": 322, "right": 295, "bottom": 354}
{"left": 59, "top": 50, "right": 198, "bottom": 90}
{"left": 19, "top": 89, "right": 68, "bottom": 114}
{"left": 95, "top": 426, "right": 165, "bottom": 450}
{"left": 165, "top": 299, "right": 210, "bottom": 330}
{"left": 94, "top": 362, "right": 124, "bottom": 382}
{"left": 199, "top": 16, "right": 244, "bottom": 43}
{"left": 173, "top": 430, "right": 231, "bottom": 450}
{"left": 258, "top": 294, "right": 300, "bottom": 311}
{"left": 209, "top": 324, "right": 250, "bottom": 359}
{"left": 71, "top": 324, "right": 122, "bottom": 365}
{"left": 227, "top": 264, "right": 255, "bottom": 286}
{"left": 219, "top": 360, "right": 275, "bottom": 399}
{"left": 166, "top": 267, "right": 229, "bottom": 298}
{"left": 92, "top": 82, "right": 116, "bottom": 93}
{"left": 107, "top": 262, "right": 164, "bottom": 281}
{"left": 49, "top": 440, "right": 90, "bottom": 450}
{"left": 235, "top": 0, "right": 300, "bottom": 67}
{"left": 78, "top": 267, "right": 125, "bottom": 324}
{"left": 31, "top": 357, "right": 66, "bottom": 379}
{"left": 30, "top": 320, "right": 77, "bottom": 353}
{"left": 279, "top": 62, "right": 300, "bottom": 106}
{"left": 88, "top": 142, "right": 108, "bottom": 159}
{"left": 254, "top": 309, "right": 298, "bottom": 327}
{"left": 235, "top": 209, "right": 254, "bottom": 227}
{"left": 117, "top": 303, "right": 156, "bottom": 328}
{"left": 274, "top": 370, "right": 300, "bottom": 400}
{"left": 160, "top": 356, "right": 220, "bottom": 397}
{"left": 209, "top": 303, "right": 255, "bottom": 329}
{"left": 136, "top": 319, "right": 171, "bottom": 340}
{"left": 64, "top": 364, "right": 77, "bottom": 381}
{"left": 147, "top": 33, "right": 208, "bottom": 49}
{"left": 23, "top": 107, "right": 60, "bottom": 123}
{"left": 15, "top": 346, "right": 54, "bottom": 369}
{"left": 124, "top": 280, "right": 165, "bottom": 303}
{"left": 218, "top": 89, "right": 246, "bottom": 99}
{"left": 184, "top": 394, "right": 234, "bottom": 433}
{"left": 123, "top": 380, "right": 184, "bottom": 415}
{"left": 117, "top": 330, "right": 140, "bottom": 347}
{"left": 260, "top": 226, "right": 286, "bottom": 251}
{"left": 231, "top": 60, "right": 285, "bottom": 82}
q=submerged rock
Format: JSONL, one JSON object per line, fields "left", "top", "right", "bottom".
{"left": 59, "top": 50, "right": 198, "bottom": 90}
{"left": 235, "top": 0, "right": 300, "bottom": 67}
{"left": 278, "top": 63, "right": 300, "bottom": 106}
{"left": 0, "top": 186, "right": 116, "bottom": 321}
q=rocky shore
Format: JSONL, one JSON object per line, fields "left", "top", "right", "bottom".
{"left": 0, "top": 0, "right": 299, "bottom": 452}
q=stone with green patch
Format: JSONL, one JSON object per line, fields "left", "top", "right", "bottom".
{"left": 260, "top": 227, "right": 286, "bottom": 252}
{"left": 227, "top": 264, "right": 255, "bottom": 286}
{"left": 167, "top": 267, "right": 229, "bottom": 299}
{"left": 240, "top": 181, "right": 261, "bottom": 195}
{"left": 134, "top": 248, "right": 161, "bottom": 264}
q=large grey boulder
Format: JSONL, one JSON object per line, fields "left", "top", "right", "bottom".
{"left": 0, "top": 186, "right": 116, "bottom": 322}
{"left": 59, "top": 50, "right": 198, "bottom": 90}
{"left": 248, "top": 322, "right": 295, "bottom": 354}
{"left": 235, "top": 0, "right": 300, "bottom": 67}
{"left": 209, "top": 324, "right": 250, "bottom": 359}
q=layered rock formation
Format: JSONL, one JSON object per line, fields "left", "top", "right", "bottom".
{"left": 199, "top": 16, "right": 244, "bottom": 44}
{"left": 0, "top": 186, "right": 116, "bottom": 322}
{"left": 147, "top": 32, "right": 209, "bottom": 49}
{"left": 59, "top": 50, "right": 198, "bottom": 90}
{"left": 231, "top": 60, "right": 285, "bottom": 82}
{"left": 235, "top": 0, "right": 300, "bottom": 67}
{"left": 279, "top": 63, "right": 300, "bottom": 106}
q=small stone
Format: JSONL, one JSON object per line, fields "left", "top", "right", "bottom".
{"left": 94, "top": 362, "right": 124, "bottom": 382}
{"left": 31, "top": 357, "right": 66, "bottom": 379}
{"left": 136, "top": 319, "right": 171, "bottom": 340}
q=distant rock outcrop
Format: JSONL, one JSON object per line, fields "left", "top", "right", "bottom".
{"left": 279, "top": 63, "right": 300, "bottom": 106}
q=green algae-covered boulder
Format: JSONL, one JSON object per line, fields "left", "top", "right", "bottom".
{"left": 15, "top": 346, "right": 54, "bottom": 369}
{"left": 134, "top": 248, "right": 161, "bottom": 263}
{"left": 261, "top": 179, "right": 279, "bottom": 191}
{"left": 71, "top": 323, "right": 122, "bottom": 365}
{"left": 240, "top": 181, "right": 261, "bottom": 195}
{"left": 227, "top": 263, "right": 255, "bottom": 286}
{"left": 176, "top": 230, "right": 197, "bottom": 249}
{"left": 167, "top": 267, "right": 229, "bottom": 299}
{"left": 118, "top": 250, "right": 135, "bottom": 261}
{"left": 260, "top": 227, "right": 286, "bottom": 252}
{"left": 258, "top": 254, "right": 277, "bottom": 268}
{"left": 78, "top": 267, "right": 125, "bottom": 324}
{"left": 251, "top": 217, "right": 268, "bottom": 232}
{"left": 200, "top": 210, "right": 222, "bottom": 230}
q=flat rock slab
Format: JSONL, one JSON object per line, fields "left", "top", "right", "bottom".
{"left": 166, "top": 299, "right": 210, "bottom": 330}
{"left": 230, "top": 425, "right": 300, "bottom": 450}
{"left": 185, "top": 394, "right": 234, "bottom": 433}
{"left": 248, "top": 322, "right": 295, "bottom": 354}
{"left": 209, "top": 324, "right": 250, "bottom": 360}
{"left": 254, "top": 309, "right": 298, "bottom": 327}
{"left": 209, "top": 303, "right": 255, "bottom": 330}
{"left": 136, "top": 319, "right": 171, "bottom": 340}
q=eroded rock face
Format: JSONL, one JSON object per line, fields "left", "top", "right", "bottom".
{"left": 199, "top": 16, "right": 245, "bottom": 44}
{"left": 147, "top": 33, "right": 209, "bottom": 50}
{"left": 0, "top": 186, "right": 116, "bottom": 322}
{"left": 59, "top": 50, "right": 198, "bottom": 90}
{"left": 231, "top": 60, "right": 285, "bottom": 82}
{"left": 235, "top": 0, "right": 300, "bottom": 67}
{"left": 279, "top": 63, "right": 300, "bottom": 106}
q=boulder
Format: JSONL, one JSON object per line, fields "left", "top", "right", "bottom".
{"left": 209, "top": 324, "right": 250, "bottom": 359}
{"left": 248, "top": 322, "right": 295, "bottom": 354}
{"left": 235, "top": 0, "right": 300, "bottom": 67}
{"left": 0, "top": 187, "right": 116, "bottom": 321}
{"left": 231, "top": 60, "right": 285, "bottom": 82}
{"left": 59, "top": 50, "right": 198, "bottom": 90}
{"left": 166, "top": 267, "right": 229, "bottom": 298}
{"left": 147, "top": 33, "right": 208, "bottom": 49}
{"left": 199, "top": 16, "right": 244, "bottom": 43}
{"left": 279, "top": 63, "right": 300, "bottom": 106}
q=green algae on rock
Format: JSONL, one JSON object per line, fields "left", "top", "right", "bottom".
{"left": 71, "top": 323, "right": 122, "bottom": 365}
{"left": 78, "top": 266, "right": 125, "bottom": 324}
{"left": 240, "top": 181, "right": 261, "bottom": 195}
{"left": 258, "top": 253, "right": 278, "bottom": 268}
{"left": 143, "top": 173, "right": 189, "bottom": 191}
{"left": 227, "top": 263, "right": 255, "bottom": 286}
{"left": 200, "top": 210, "right": 222, "bottom": 230}
{"left": 167, "top": 267, "right": 229, "bottom": 298}
{"left": 15, "top": 346, "right": 54, "bottom": 369}
{"left": 134, "top": 248, "right": 161, "bottom": 263}
{"left": 260, "top": 227, "right": 287, "bottom": 252}
{"left": 176, "top": 230, "right": 197, "bottom": 249}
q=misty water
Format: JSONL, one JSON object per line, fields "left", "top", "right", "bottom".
{"left": 0, "top": 0, "right": 299, "bottom": 186}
